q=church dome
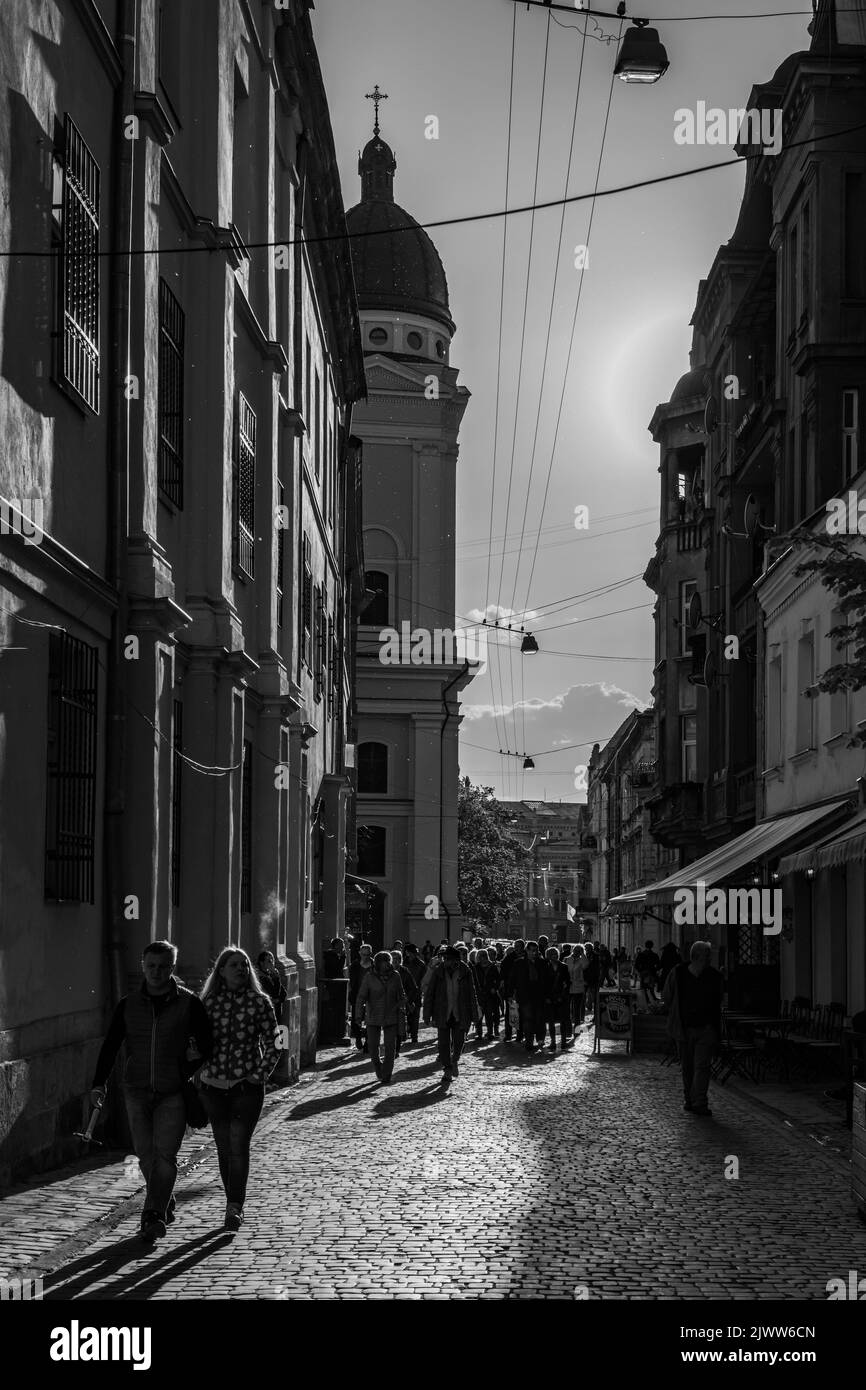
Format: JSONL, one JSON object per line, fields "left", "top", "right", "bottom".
{"left": 346, "top": 133, "right": 455, "bottom": 334}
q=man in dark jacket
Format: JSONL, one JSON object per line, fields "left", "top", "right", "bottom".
{"left": 349, "top": 944, "right": 374, "bottom": 1050}
{"left": 90, "top": 940, "right": 212, "bottom": 1243}
{"left": 663, "top": 940, "right": 723, "bottom": 1117}
{"left": 511, "top": 941, "right": 550, "bottom": 1054}
{"left": 501, "top": 940, "right": 525, "bottom": 1042}
{"left": 401, "top": 943, "right": 427, "bottom": 1044}
{"left": 424, "top": 947, "right": 480, "bottom": 1082}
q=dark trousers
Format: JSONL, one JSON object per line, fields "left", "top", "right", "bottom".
{"left": 201, "top": 1081, "right": 265, "bottom": 1206}
{"left": 547, "top": 1003, "right": 570, "bottom": 1045}
{"left": 407, "top": 1003, "right": 420, "bottom": 1043}
{"left": 368, "top": 1023, "right": 397, "bottom": 1080}
{"left": 680, "top": 1025, "right": 716, "bottom": 1108}
{"left": 518, "top": 1003, "right": 546, "bottom": 1049}
{"left": 504, "top": 998, "right": 516, "bottom": 1040}
{"left": 437, "top": 1019, "right": 465, "bottom": 1072}
{"left": 124, "top": 1088, "right": 187, "bottom": 1219}
{"left": 482, "top": 1002, "right": 500, "bottom": 1036}
{"left": 570, "top": 993, "right": 586, "bottom": 1026}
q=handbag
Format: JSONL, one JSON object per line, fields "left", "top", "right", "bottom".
{"left": 182, "top": 1077, "right": 209, "bottom": 1129}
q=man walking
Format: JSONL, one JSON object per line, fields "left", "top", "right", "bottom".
{"left": 511, "top": 941, "right": 549, "bottom": 1054}
{"left": 90, "top": 940, "right": 212, "bottom": 1242}
{"left": 401, "top": 942, "right": 427, "bottom": 1044}
{"left": 500, "top": 939, "right": 525, "bottom": 1042}
{"left": 424, "top": 945, "right": 480, "bottom": 1083}
{"left": 663, "top": 940, "right": 723, "bottom": 1117}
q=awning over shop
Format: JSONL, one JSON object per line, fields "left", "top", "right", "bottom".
{"left": 778, "top": 806, "right": 866, "bottom": 876}
{"left": 606, "top": 799, "right": 850, "bottom": 907}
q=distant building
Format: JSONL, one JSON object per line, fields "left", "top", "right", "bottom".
{"left": 498, "top": 802, "right": 594, "bottom": 942}
{"left": 346, "top": 117, "right": 476, "bottom": 949}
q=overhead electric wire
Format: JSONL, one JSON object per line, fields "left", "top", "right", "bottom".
{"left": 516, "top": 18, "right": 622, "bottom": 639}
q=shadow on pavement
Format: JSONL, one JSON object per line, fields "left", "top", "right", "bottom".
{"left": 286, "top": 1082, "right": 380, "bottom": 1121}
{"left": 44, "top": 1229, "right": 231, "bottom": 1301}
{"left": 371, "top": 1083, "right": 452, "bottom": 1116}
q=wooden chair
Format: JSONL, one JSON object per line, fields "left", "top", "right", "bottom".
{"left": 802, "top": 1002, "right": 845, "bottom": 1076}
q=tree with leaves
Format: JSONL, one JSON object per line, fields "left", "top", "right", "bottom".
{"left": 793, "top": 529, "right": 866, "bottom": 741}
{"left": 457, "top": 777, "right": 531, "bottom": 928}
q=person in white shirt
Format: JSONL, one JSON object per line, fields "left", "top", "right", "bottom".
{"left": 567, "top": 944, "right": 587, "bottom": 1028}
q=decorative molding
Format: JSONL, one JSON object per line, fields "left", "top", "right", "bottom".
{"left": 69, "top": 0, "right": 122, "bottom": 85}
{"left": 160, "top": 156, "right": 248, "bottom": 269}
{"left": 235, "top": 288, "right": 289, "bottom": 373}
{"left": 133, "top": 91, "right": 175, "bottom": 147}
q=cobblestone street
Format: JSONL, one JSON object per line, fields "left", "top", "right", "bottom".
{"left": 2, "top": 1026, "right": 862, "bottom": 1301}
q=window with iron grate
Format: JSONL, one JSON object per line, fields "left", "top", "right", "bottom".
{"left": 276, "top": 481, "right": 285, "bottom": 630}
{"left": 241, "top": 739, "right": 252, "bottom": 914}
{"left": 54, "top": 116, "right": 100, "bottom": 413}
{"left": 326, "top": 614, "right": 335, "bottom": 717}
{"left": 233, "top": 393, "right": 256, "bottom": 578}
{"left": 45, "top": 631, "right": 98, "bottom": 902}
{"left": 171, "top": 699, "right": 183, "bottom": 907}
{"left": 301, "top": 535, "right": 312, "bottom": 668}
{"left": 158, "top": 279, "right": 184, "bottom": 507}
{"left": 314, "top": 586, "right": 324, "bottom": 701}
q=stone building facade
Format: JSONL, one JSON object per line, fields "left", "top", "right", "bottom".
{"left": 0, "top": 0, "right": 364, "bottom": 1180}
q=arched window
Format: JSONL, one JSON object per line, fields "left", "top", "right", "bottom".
{"left": 358, "top": 742, "right": 388, "bottom": 795}
{"left": 357, "top": 824, "right": 386, "bottom": 877}
{"left": 362, "top": 571, "right": 390, "bottom": 628}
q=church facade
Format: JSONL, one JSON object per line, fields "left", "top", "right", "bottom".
{"left": 345, "top": 117, "right": 477, "bottom": 948}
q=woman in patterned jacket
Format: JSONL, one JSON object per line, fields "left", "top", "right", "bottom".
{"left": 199, "top": 946, "right": 279, "bottom": 1231}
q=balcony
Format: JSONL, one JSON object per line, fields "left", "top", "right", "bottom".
{"left": 676, "top": 523, "right": 701, "bottom": 553}
{"left": 647, "top": 781, "right": 703, "bottom": 847}
{"left": 632, "top": 759, "right": 657, "bottom": 788}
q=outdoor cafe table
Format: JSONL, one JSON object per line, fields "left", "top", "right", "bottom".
{"left": 725, "top": 1015, "right": 794, "bottom": 1079}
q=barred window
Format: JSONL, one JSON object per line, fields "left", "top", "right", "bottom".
{"left": 45, "top": 631, "right": 98, "bottom": 902}
{"left": 158, "top": 278, "right": 184, "bottom": 507}
{"left": 326, "top": 614, "right": 335, "bottom": 716}
{"left": 241, "top": 739, "right": 252, "bottom": 914}
{"left": 171, "top": 699, "right": 183, "bottom": 907}
{"left": 276, "top": 481, "right": 285, "bottom": 630}
{"left": 55, "top": 116, "right": 100, "bottom": 413}
{"left": 314, "top": 586, "right": 324, "bottom": 701}
{"left": 301, "top": 535, "right": 312, "bottom": 668}
{"left": 233, "top": 393, "right": 256, "bottom": 579}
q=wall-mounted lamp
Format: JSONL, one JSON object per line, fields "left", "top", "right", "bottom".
{"left": 806, "top": 867, "right": 816, "bottom": 880}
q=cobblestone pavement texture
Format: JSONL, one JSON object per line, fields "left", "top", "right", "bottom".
{"left": 1, "top": 1026, "right": 862, "bottom": 1300}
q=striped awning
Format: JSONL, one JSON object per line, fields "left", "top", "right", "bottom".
{"left": 607, "top": 799, "right": 850, "bottom": 907}
{"left": 778, "top": 807, "right": 866, "bottom": 876}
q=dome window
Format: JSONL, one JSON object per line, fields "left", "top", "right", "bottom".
{"left": 406, "top": 330, "right": 423, "bottom": 350}
{"left": 435, "top": 338, "right": 446, "bottom": 359}
{"left": 369, "top": 327, "right": 388, "bottom": 345}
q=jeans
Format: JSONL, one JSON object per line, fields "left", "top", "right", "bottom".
{"left": 547, "top": 1003, "right": 570, "bottom": 1046}
{"left": 570, "top": 993, "right": 586, "bottom": 1026}
{"left": 518, "top": 1004, "right": 546, "bottom": 1049}
{"left": 368, "top": 1023, "right": 397, "bottom": 1080}
{"left": 201, "top": 1081, "right": 265, "bottom": 1206}
{"left": 124, "top": 1088, "right": 187, "bottom": 1219}
{"left": 680, "top": 1025, "right": 717, "bottom": 1109}
{"left": 437, "top": 1020, "right": 466, "bottom": 1072}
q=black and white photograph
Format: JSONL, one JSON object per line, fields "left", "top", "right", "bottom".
{"left": 1, "top": 0, "right": 865, "bottom": 1362}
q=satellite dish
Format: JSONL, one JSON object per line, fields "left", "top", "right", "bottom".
{"left": 703, "top": 649, "right": 719, "bottom": 689}
{"left": 687, "top": 591, "right": 703, "bottom": 630}
{"left": 704, "top": 396, "right": 720, "bottom": 435}
{"left": 743, "top": 494, "right": 762, "bottom": 538}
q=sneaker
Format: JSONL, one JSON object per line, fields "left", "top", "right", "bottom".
{"left": 224, "top": 1202, "right": 244, "bottom": 1231}
{"left": 140, "top": 1210, "right": 166, "bottom": 1242}
{"left": 165, "top": 1196, "right": 177, "bottom": 1224}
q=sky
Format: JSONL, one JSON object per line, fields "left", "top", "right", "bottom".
{"left": 314, "top": 0, "right": 813, "bottom": 803}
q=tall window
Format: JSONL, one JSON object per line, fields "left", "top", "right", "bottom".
{"left": 358, "top": 742, "right": 388, "bottom": 794}
{"left": 314, "top": 372, "right": 321, "bottom": 480}
{"left": 54, "top": 116, "right": 100, "bottom": 413}
{"left": 766, "top": 652, "right": 783, "bottom": 767}
{"left": 326, "top": 614, "right": 335, "bottom": 717}
{"left": 800, "top": 201, "right": 811, "bottom": 312}
{"left": 304, "top": 337, "right": 311, "bottom": 429}
{"left": 796, "top": 632, "right": 815, "bottom": 752}
{"left": 158, "top": 278, "right": 184, "bottom": 507}
{"left": 680, "top": 714, "right": 697, "bottom": 782}
{"left": 363, "top": 571, "right": 390, "bottom": 628}
{"left": 788, "top": 222, "right": 799, "bottom": 330}
{"left": 844, "top": 174, "right": 866, "bottom": 300}
{"left": 357, "top": 824, "right": 386, "bottom": 877}
{"left": 233, "top": 393, "right": 256, "bottom": 579}
{"left": 171, "top": 699, "right": 183, "bottom": 907}
{"left": 843, "top": 389, "right": 860, "bottom": 481}
{"left": 799, "top": 412, "right": 810, "bottom": 519}
{"left": 313, "top": 585, "right": 324, "bottom": 701}
{"left": 828, "top": 610, "right": 849, "bottom": 737}
{"left": 301, "top": 535, "right": 313, "bottom": 668}
{"left": 45, "top": 631, "right": 98, "bottom": 901}
{"left": 241, "top": 739, "right": 252, "bottom": 913}
{"left": 679, "top": 579, "right": 697, "bottom": 655}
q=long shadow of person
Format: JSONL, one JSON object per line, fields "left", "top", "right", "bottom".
{"left": 43, "top": 1230, "right": 230, "bottom": 1301}
{"left": 286, "top": 1081, "right": 379, "bottom": 1122}
{"left": 370, "top": 1083, "right": 453, "bottom": 1117}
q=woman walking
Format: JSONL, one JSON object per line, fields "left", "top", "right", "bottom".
{"left": 354, "top": 951, "right": 407, "bottom": 1084}
{"left": 199, "top": 946, "right": 280, "bottom": 1232}
{"left": 473, "top": 948, "right": 502, "bottom": 1040}
{"left": 567, "top": 944, "right": 587, "bottom": 1028}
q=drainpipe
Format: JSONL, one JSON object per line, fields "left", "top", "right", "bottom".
{"left": 104, "top": 0, "right": 137, "bottom": 1007}
{"left": 440, "top": 661, "right": 469, "bottom": 942}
